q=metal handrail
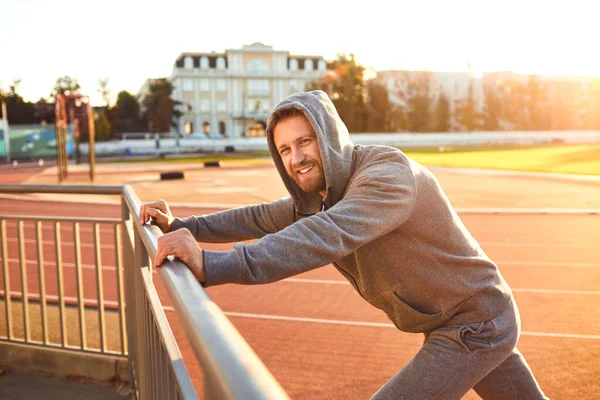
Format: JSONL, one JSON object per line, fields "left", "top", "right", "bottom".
{"left": 122, "top": 185, "right": 289, "bottom": 399}
{"left": 0, "top": 183, "right": 289, "bottom": 399}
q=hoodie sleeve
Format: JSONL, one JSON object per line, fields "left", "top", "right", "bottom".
{"left": 202, "top": 158, "right": 416, "bottom": 286}
{"left": 170, "top": 197, "right": 295, "bottom": 242}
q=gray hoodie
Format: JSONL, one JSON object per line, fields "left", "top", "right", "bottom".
{"left": 171, "top": 90, "right": 512, "bottom": 333}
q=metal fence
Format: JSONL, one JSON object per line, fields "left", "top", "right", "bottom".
{"left": 0, "top": 184, "right": 289, "bottom": 399}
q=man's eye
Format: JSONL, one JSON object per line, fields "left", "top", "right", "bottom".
{"left": 280, "top": 148, "right": 289, "bottom": 155}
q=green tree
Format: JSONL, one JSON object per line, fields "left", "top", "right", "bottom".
{"left": 309, "top": 53, "right": 367, "bottom": 132}
{"left": 0, "top": 79, "right": 36, "bottom": 124}
{"left": 482, "top": 84, "right": 502, "bottom": 131}
{"left": 433, "top": 91, "right": 451, "bottom": 132}
{"left": 51, "top": 75, "right": 81, "bottom": 99}
{"left": 366, "top": 80, "right": 394, "bottom": 132}
{"left": 94, "top": 109, "right": 111, "bottom": 141}
{"left": 116, "top": 90, "right": 140, "bottom": 119}
{"left": 399, "top": 71, "right": 433, "bottom": 132}
{"left": 142, "top": 79, "right": 182, "bottom": 133}
{"left": 455, "top": 82, "right": 480, "bottom": 131}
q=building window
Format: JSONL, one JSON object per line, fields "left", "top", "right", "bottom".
{"left": 184, "top": 56, "right": 193, "bottom": 69}
{"left": 289, "top": 59, "right": 298, "bottom": 71}
{"left": 261, "top": 100, "right": 271, "bottom": 112}
{"left": 247, "top": 59, "right": 269, "bottom": 73}
{"left": 305, "top": 59, "right": 314, "bottom": 71}
{"left": 318, "top": 60, "right": 326, "bottom": 71}
{"left": 217, "top": 100, "right": 227, "bottom": 112}
{"left": 183, "top": 79, "right": 193, "bottom": 92}
{"left": 200, "top": 79, "right": 209, "bottom": 91}
{"left": 247, "top": 99, "right": 261, "bottom": 112}
{"left": 248, "top": 80, "right": 269, "bottom": 96}
{"left": 200, "top": 56, "right": 209, "bottom": 69}
{"left": 218, "top": 121, "right": 226, "bottom": 136}
{"left": 200, "top": 100, "right": 210, "bottom": 112}
{"left": 217, "top": 79, "right": 226, "bottom": 92}
{"left": 202, "top": 121, "right": 211, "bottom": 134}
{"left": 216, "top": 57, "right": 226, "bottom": 69}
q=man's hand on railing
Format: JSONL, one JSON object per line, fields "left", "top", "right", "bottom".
{"left": 139, "top": 199, "right": 175, "bottom": 233}
{"left": 154, "top": 228, "right": 206, "bottom": 283}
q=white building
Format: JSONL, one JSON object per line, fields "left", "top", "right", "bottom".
{"left": 169, "top": 42, "right": 329, "bottom": 138}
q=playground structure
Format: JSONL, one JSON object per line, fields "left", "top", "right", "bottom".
{"left": 55, "top": 93, "right": 96, "bottom": 182}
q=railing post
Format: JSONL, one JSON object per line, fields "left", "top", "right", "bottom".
{"left": 134, "top": 226, "right": 150, "bottom": 399}
{"left": 121, "top": 197, "right": 138, "bottom": 397}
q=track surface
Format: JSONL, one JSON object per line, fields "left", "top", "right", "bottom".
{"left": 1, "top": 162, "right": 599, "bottom": 399}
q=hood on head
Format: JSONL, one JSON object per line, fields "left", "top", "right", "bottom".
{"left": 266, "top": 90, "right": 355, "bottom": 216}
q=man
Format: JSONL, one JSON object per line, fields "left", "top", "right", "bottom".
{"left": 140, "top": 90, "right": 547, "bottom": 399}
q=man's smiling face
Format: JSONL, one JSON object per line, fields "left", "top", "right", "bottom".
{"left": 273, "top": 114, "right": 326, "bottom": 196}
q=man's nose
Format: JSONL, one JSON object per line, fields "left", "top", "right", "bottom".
{"left": 291, "top": 148, "right": 306, "bottom": 165}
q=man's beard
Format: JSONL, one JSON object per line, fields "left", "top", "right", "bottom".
{"left": 291, "top": 161, "right": 326, "bottom": 194}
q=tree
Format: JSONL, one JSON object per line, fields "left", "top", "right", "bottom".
{"left": 482, "top": 84, "right": 502, "bottom": 131}
{"left": 433, "top": 91, "right": 451, "bottom": 132}
{"left": 94, "top": 109, "right": 111, "bottom": 141}
{"left": 584, "top": 79, "right": 600, "bottom": 130}
{"left": 51, "top": 75, "right": 81, "bottom": 99}
{"left": 397, "top": 71, "right": 433, "bottom": 132}
{"left": 98, "top": 78, "right": 111, "bottom": 107}
{"left": 366, "top": 80, "right": 395, "bottom": 132}
{"left": 142, "top": 79, "right": 182, "bottom": 133}
{"left": 309, "top": 54, "right": 367, "bottom": 133}
{"left": 455, "top": 82, "right": 480, "bottom": 132}
{"left": 0, "top": 79, "right": 36, "bottom": 124}
{"left": 116, "top": 91, "right": 140, "bottom": 119}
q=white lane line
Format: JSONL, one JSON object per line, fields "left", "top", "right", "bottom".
{"left": 0, "top": 290, "right": 120, "bottom": 308}
{"left": 4, "top": 289, "right": 599, "bottom": 340}
{"left": 181, "top": 310, "right": 600, "bottom": 341}
{"left": 499, "top": 261, "right": 599, "bottom": 268}
{"left": 0, "top": 223, "right": 115, "bottom": 234}
{"left": 520, "top": 332, "right": 600, "bottom": 340}
{"left": 284, "top": 278, "right": 600, "bottom": 295}
{"left": 285, "top": 278, "right": 348, "bottom": 285}
{"left": 455, "top": 208, "right": 600, "bottom": 215}
{"left": 511, "top": 288, "right": 600, "bottom": 295}
{"left": 4, "top": 237, "right": 114, "bottom": 249}
{"left": 0, "top": 257, "right": 116, "bottom": 271}
{"left": 481, "top": 242, "right": 597, "bottom": 249}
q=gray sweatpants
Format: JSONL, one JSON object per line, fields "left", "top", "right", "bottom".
{"left": 372, "top": 298, "right": 548, "bottom": 399}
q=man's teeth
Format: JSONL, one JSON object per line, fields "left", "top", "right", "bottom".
{"left": 299, "top": 166, "right": 313, "bottom": 174}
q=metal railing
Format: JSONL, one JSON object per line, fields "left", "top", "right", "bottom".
{"left": 0, "top": 184, "right": 289, "bottom": 399}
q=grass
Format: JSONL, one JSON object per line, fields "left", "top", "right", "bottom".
{"left": 98, "top": 144, "right": 600, "bottom": 176}
{"left": 404, "top": 144, "right": 600, "bottom": 176}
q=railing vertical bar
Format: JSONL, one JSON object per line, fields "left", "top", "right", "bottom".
{"left": 1, "top": 219, "right": 13, "bottom": 340}
{"left": 54, "top": 222, "right": 67, "bottom": 347}
{"left": 123, "top": 220, "right": 138, "bottom": 396}
{"left": 93, "top": 223, "right": 107, "bottom": 353}
{"left": 36, "top": 221, "right": 49, "bottom": 344}
{"left": 143, "top": 287, "right": 151, "bottom": 399}
{"left": 152, "top": 318, "right": 162, "bottom": 399}
{"left": 134, "top": 227, "right": 150, "bottom": 399}
{"left": 73, "top": 222, "right": 87, "bottom": 349}
{"left": 17, "top": 220, "right": 31, "bottom": 342}
{"left": 114, "top": 224, "right": 127, "bottom": 356}
{"left": 161, "top": 344, "right": 168, "bottom": 400}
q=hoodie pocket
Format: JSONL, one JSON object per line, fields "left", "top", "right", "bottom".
{"left": 371, "top": 290, "right": 446, "bottom": 333}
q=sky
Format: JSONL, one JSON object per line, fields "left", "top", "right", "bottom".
{"left": 1, "top": 0, "right": 598, "bottom": 106}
